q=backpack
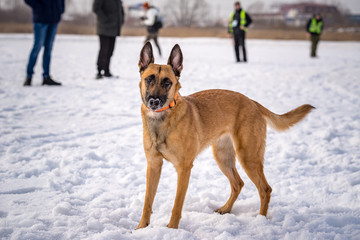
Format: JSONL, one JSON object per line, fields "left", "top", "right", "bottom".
{"left": 153, "top": 14, "right": 163, "bottom": 30}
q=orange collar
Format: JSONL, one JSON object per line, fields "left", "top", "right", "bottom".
{"left": 147, "top": 93, "right": 178, "bottom": 112}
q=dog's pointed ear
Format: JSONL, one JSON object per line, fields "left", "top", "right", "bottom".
{"left": 139, "top": 41, "right": 154, "bottom": 72}
{"left": 167, "top": 44, "right": 183, "bottom": 77}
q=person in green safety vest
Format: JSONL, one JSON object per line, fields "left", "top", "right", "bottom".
{"left": 228, "top": 1, "right": 252, "bottom": 62}
{"left": 306, "top": 13, "right": 324, "bottom": 58}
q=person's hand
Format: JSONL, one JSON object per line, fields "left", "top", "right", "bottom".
{"left": 240, "top": 26, "right": 245, "bottom": 30}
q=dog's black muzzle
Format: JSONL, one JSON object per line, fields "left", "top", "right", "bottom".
{"left": 147, "top": 95, "right": 167, "bottom": 111}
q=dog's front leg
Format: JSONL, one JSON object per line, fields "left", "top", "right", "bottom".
{"left": 167, "top": 165, "right": 192, "bottom": 229}
{"left": 137, "top": 155, "right": 163, "bottom": 229}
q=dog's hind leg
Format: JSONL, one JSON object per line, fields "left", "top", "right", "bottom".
{"left": 212, "top": 134, "right": 244, "bottom": 214}
{"left": 233, "top": 124, "right": 272, "bottom": 217}
{"left": 241, "top": 160, "right": 272, "bottom": 216}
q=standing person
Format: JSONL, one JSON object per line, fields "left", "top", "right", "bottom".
{"left": 93, "top": 0, "right": 125, "bottom": 79}
{"left": 141, "top": 2, "right": 162, "bottom": 56}
{"left": 228, "top": 1, "right": 252, "bottom": 63}
{"left": 306, "top": 13, "right": 323, "bottom": 58}
{"left": 23, "top": 0, "right": 64, "bottom": 86}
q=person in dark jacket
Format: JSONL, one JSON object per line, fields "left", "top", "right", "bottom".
{"left": 23, "top": 0, "right": 65, "bottom": 86}
{"left": 229, "top": 1, "right": 252, "bottom": 62}
{"left": 93, "top": 0, "right": 125, "bottom": 79}
{"left": 306, "top": 13, "right": 323, "bottom": 58}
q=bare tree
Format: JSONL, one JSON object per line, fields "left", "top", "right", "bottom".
{"left": 163, "top": 0, "right": 210, "bottom": 27}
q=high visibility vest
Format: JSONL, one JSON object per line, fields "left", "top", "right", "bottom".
{"left": 309, "top": 18, "right": 323, "bottom": 34}
{"left": 229, "top": 10, "right": 247, "bottom": 33}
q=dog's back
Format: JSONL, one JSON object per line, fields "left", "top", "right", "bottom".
{"left": 184, "top": 88, "right": 313, "bottom": 136}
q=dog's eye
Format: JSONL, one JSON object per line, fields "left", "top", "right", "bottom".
{"left": 161, "top": 78, "right": 172, "bottom": 89}
{"left": 145, "top": 75, "right": 155, "bottom": 85}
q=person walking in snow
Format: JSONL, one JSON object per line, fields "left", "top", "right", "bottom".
{"left": 141, "top": 2, "right": 162, "bottom": 56}
{"left": 23, "top": 0, "right": 65, "bottom": 86}
{"left": 306, "top": 13, "right": 323, "bottom": 58}
{"left": 228, "top": 1, "right": 252, "bottom": 63}
{"left": 93, "top": 0, "right": 125, "bottom": 79}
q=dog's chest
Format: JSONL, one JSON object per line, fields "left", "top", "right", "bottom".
{"left": 146, "top": 117, "right": 170, "bottom": 150}
{"left": 144, "top": 112, "right": 182, "bottom": 162}
{"left": 151, "top": 125, "right": 166, "bottom": 146}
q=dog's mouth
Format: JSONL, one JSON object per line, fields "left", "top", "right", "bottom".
{"left": 146, "top": 95, "right": 168, "bottom": 111}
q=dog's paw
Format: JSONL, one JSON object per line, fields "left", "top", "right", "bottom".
{"left": 136, "top": 221, "right": 149, "bottom": 229}
{"left": 167, "top": 222, "right": 179, "bottom": 229}
{"left": 215, "top": 207, "right": 231, "bottom": 215}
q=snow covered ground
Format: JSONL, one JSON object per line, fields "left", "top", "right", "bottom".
{"left": 0, "top": 34, "right": 360, "bottom": 240}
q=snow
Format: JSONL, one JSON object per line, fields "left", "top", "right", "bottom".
{"left": 0, "top": 34, "right": 360, "bottom": 239}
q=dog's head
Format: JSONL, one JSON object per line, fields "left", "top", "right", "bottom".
{"left": 139, "top": 42, "right": 183, "bottom": 112}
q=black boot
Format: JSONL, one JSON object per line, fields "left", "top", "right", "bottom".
{"left": 104, "top": 71, "right": 113, "bottom": 78}
{"left": 96, "top": 68, "right": 103, "bottom": 79}
{"left": 104, "top": 71, "right": 119, "bottom": 79}
{"left": 42, "top": 76, "right": 61, "bottom": 86}
{"left": 23, "top": 77, "right": 32, "bottom": 86}
{"left": 96, "top": 71, "right": 103, "bottom": 79}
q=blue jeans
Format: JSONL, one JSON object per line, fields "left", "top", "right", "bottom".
{"left": 26, "top": 23, "right": 58, "bottom": 78}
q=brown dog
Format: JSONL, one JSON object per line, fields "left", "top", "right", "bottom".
{"left": 137, "top": 42, "right": 314, "bottom": 229}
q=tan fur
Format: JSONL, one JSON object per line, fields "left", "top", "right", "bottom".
{"left": 136, "top": 42, "right": 314, "bottom": 229}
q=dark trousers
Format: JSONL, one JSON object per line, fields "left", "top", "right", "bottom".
{"left": 145, "top": 32, "right": 161, "bottom": 56}
{"left": 26, "top": 23, "right": 58, "bottom": 78}
{"left": 310, "top": 34, "right": 320, "bottom": 57}
{"left": 97, "top": 35, "right": 116, "bottom": 73}
{"left": 233, "top": 30, "right": 247, "bottom": 62}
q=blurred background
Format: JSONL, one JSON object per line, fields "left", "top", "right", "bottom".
{"left": 0, "top": 0, "right": 359, "bottom": 40}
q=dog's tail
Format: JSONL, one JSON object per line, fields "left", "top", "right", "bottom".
{"left": 253, "top": 101, "right": 315, "bottom": 131}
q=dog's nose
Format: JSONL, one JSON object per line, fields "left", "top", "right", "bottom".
{"left": 149, "top": 98, "right": 161, "bottom": 110}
